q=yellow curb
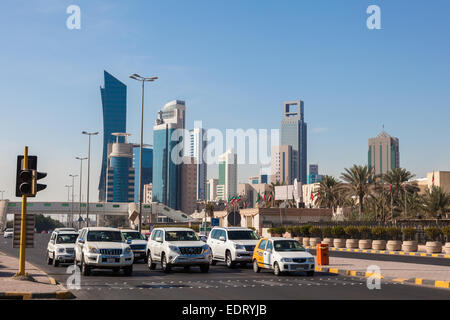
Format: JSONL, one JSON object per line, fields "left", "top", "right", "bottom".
{"left": 329, "top": 268, "right": 339, "bottom": 274}
{"left": 420, "top": 253, "right": 427, "bottom": 256}
{"left": 349, "top": 270, "right": 357, "bottom": 277}
{"left": 415, "top": 278, "right": 423, "bottom": 285}
{"left": 365, "top": 272, "right": 383, "bottom": 279}
{"left": 362, "top": 250, "right": 367, "bottom": 253}
{"left": 399, "top": 252, "right": 405, "bottom": 255}
{"left": 56, "top": 290, "right": 73, "bottom": 299}
{"left": 392, "top": 278, "right": 408, "bottom": 282}
{"left": 370, "top": 250, "right": 376, "bottom": 253}
{"left": 315, "top": 266, "right": 323, "bottom": 272}
{"left": 5, "top": 292, "right": 32, "bottom": 299}
{"left": 49, "top": 277, "right": 57, "bottom": 285}
{"left": 379, "top": 250, "right": 385, "bottom": 253}
{"left": 434, "top": 281, "right": 450, "bottom": 289}
{"left": 431, "top": 254, "right": 438, "bottom": 257}
{"left": 389, "top": 251, "right": 395, "bottom": 254}
{"left": 409, "top": 252, "right": 416, "bottom": 256}
{"left": 445, "top": 255, "right": 450, "bottom": 258}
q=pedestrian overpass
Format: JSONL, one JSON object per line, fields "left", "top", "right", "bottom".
{"left": 0, "top": 200, "right": 198, "bottom": 230}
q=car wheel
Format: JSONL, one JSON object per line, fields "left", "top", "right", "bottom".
{"left": 147, "top": 251, "right": 156, "bottom": 270}
{"left": 306, "top": 271, "right": 315, "bottom": 277}
{"left": 225, "top": 251, "right": 235, "bottom": 268}
{"left": 253, "top": 260, "right": 261, "bottom": 273}
{"left": 200, "top": 264, "right": 209, "bottom": 273}
{"left": 53, "top": 253, "right": 59, "bottom": 267}
{"left": 161, "top": 253, "right": 171, "bottom": 273}
{"left": 143, "top": 255, "right": 148, "bottom": 264}
{"left": 210, "top": 259, "right": 217, "bottom": 266}
{"left": 47, "top": 251, "right": 53, "bottom": 265}
{"left": 81, "top": 256, "right": 90, "bottom": 276}
{"left": 274, "top": 262, "right": 282, "bottom": 276}
{"left": 123, "top": 265, "right": 133, "bottom": 276}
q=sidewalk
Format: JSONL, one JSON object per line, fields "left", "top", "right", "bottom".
{"left": 0, "top": 251, "right": 73, "bottom": 299}
{"left": 315, "top": 255, "right": 450, "bottom": 289}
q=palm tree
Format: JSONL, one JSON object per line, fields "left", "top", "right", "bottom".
{"left": 422, "top": 186, "right": 450, "bottom": 218}
{"left": 314, "top": 175, "right": 343, "bottom": 213}
{"left": 205, "top": 202, "right": 215, "bottom": 218}
{"left": 340, "top": 165, "right": 374, "bottom": 217}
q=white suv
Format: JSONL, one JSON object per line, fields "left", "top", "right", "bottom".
{"left": 207, "top": 227, "right": 259, "bottom": 268}
{"left": 120, "top": 229, "right": 147, "bottom": 262}
{"left": 146, "top": 227, "right": 211, "bottom": 273}
{"left": 74, "top": 227, "right": 134, "bottom": 276}
{"left": 47, "top": 230, "right": 79, "bottom": 266}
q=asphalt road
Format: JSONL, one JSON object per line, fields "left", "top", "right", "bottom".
{"left": 1, "top": 234, "right": 450, "bottom": 300}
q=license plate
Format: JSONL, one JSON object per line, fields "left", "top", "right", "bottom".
{"left": 107, "top": 258, "right": 117, "bottom": 263}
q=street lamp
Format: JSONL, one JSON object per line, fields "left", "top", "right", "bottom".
{"left": 69, "top": 174, "right": 78, "bottom": 228}
{"left": 75, "top": 156, "right": 87, "bottom": 229}
{"left": 82, "top": 131, "right": 99, "bottom": 227}
{"left": 129, "top": 73, "right": 158, "bottom": 232}
{"left": 65, "top": 185, "right": 71, "bottom": 227}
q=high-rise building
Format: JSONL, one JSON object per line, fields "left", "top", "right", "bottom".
{"left": 368, "top": 130, "right": 400, "bottom": 175}
{"left": 188, "top": 128, "right": 207, "bottom": 200}
{"left": 99, "top": 71, "right": 127, "bottom": 202}
{"left": 106, "top": 133, "right": 135, "bottom": 203}
{"left": 143, "top": 183, "right": 153, "bottom": 204}
{"left": 280, "top": 100, "right": 307, "bottom": 184}
{"left": 248, "top": 174, "right": 268, "bottom": 185}
{"left": 216, "top": 149, "right": 237, "bottom": 201}
{"left": 152, "top": 100, "right": 186, "bottom": 210}
{"left": 271, "top": 145, "right": 293, "bottom": 184}
{"left": 132, "top": 145, "right": 153, "bottom": 203}
{"left": 307, "top": 164, "right": 323, "bottom": 184}
{"left": 206, "top": 178, "right": 218, "bottom": 201}
{"left": 181, "top": 157, "right": 197, "bottom": 214}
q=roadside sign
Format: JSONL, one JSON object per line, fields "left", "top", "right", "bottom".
{"left": 13, "top": 213, "right": 35, "bottom": 248}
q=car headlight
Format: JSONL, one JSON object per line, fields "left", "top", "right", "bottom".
{"left": 87, "top": 246, "right": 98, "bottom": 254}
{"left": 233, "top": 243, "right": 245, "bottom": 250}
{"left": 124, "top": 247, "right": 131, "bottom": 254}
{"left": 307, "top": 257, "right": 314, "bottom": 263}
{"left": 281, "top": 258, "right": 293, "bottom": 262}
{"left": 58, "top": 248, "right": 65, "bottom": 253}
{"left": 169, "top": 245, "right": 180, "bottom": 253}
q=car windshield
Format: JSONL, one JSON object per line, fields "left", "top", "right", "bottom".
{"left": 227, "top": 230, "right": 258, "bottom": 240}
{"left": 5, "top": 229, "right": 13, "bottom": 232}
{"left": 165, "top": 231, "right": 199, "bottom": 241}
{"left": 86, "top": 231, "right": 123, "bottom": 242}
{"left": 122, "top": 232, "right": 144, "bottom": 240}
{"left": 56, "top": 234, "right": 78, "bottom": 244}
{"left": 273, "top": 240, "right": 306, "bottom": 252}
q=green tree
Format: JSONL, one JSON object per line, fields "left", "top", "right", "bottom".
{"left": 205, "top": 202, "right": 215, "bottom": 218}
{"left": 340, "top": 165, "right": 374, "bottom": 217}
{"left": 422, "top": 186, "right": 450, "bottom": 218}
{"left": 314, "top": 175, "right": 344, "bottom": 213}
{"left": 35, "top": 214, "right": 64, "bottom": 232}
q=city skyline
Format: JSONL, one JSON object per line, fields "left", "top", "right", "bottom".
{"left": 1, "top": 1, "right": 450, "bottom": 202}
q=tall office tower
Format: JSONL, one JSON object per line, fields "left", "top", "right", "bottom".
{"left": 132, "top": 145, "right": 153, "bottom": 203}
{"left": 106, "top": 133, "right": 135, "bottom": 203}
{"left": 307, "top": 164, "right": 323, "bottom": 184}
{"left": 270, "top": 145, "right": 293, "bottom": 184}
{"left": 368, "top": 130, "right": 400, "bottom": 175}
{"left": 99, "top": 71, "right": 127, "bottom": 202}
{"left": 216, "top": 149, "right": 237, "bottom": 201}
{"left": 152, "top": 100, "right": 186, "bottom": 209}
{"left": 188, "top": 128, "right": 207, "bottom": 200}
{"left": 181, "top": 157, "right": 198, "bottom": 214}
{"left": 280, "top": 100, "right": 307, "bottom": 184}
{"left": 206, "top": 178, "right": 218, "bottom": 201}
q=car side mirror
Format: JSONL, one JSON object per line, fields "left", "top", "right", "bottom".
{"left": 155, "top": 237, "right": 162, "bottom": 242}
{"left": 305, "top": 248, "right": 310, "bottom": 253}
{"left": 219, "top": 236, "right": 225, "bottom": 241}
{"left": 126, "top": 239, "right": 132, "bottom": 244}
{"left": 78, "top": 238, "right": 84, "bottom": 244}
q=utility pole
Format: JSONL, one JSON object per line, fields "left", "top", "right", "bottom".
{"left": 69, "top": 174, "right": 78, "bottom": 228}
{"left": 82, "top": 131, "right": 98, "bottom": 227}
{"left": 76, "top": 157, "right": 87, "bottom": 229}
{"left": 17, "top": 146, "right": 28, "bottom": 276}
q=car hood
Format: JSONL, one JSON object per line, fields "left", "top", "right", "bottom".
{"left": 273, "top": 251, "right": 314, "bottom": 259}
{"left": 87, "top": 242, "right": 127, "bottom": 249}
{"left": 230, "top": 240, "right": 259, "bottom": 246}
{"left": 55, "top": 244, "right": 76, "bottom": 250}
{"left": 130, "top": 240, "right": 147, "bottom": 245}
{"left": 167, "top": 241, "right": 205, "bottom": 247}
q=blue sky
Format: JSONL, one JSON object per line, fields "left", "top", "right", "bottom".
{"left": 0, "top": 0, "right": 449, "bottom": 202}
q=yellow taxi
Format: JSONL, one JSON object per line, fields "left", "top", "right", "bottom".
{"left": 252, "top": 237, "right": 315, "bottom": 276}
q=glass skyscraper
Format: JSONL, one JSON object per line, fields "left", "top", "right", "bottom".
{"left": 99, "top": 71, "right": 127, "bottom": 202}
{"left": 152, "top": 100, "right": 186, "bottom": 210}
{"left": 280, "top": 100, "right": 307, "bottom": 184}
{"left": 133, "top": 145, "right": 153, "bottom": 203}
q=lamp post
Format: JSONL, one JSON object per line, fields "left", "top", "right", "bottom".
{"left": 65, "top": 185, "right": 71, "bottom": 226}
{"left": 69, "top": 174, "right": 78, "bottom": 228}
{"left": 75, "top": 157, "right": 87, "bottom": 229}
{"left": 129, "top": 74, "right": 158, "bottom": 232}
{"left": 82, "top": 131, "right": 99, "bottom": 227}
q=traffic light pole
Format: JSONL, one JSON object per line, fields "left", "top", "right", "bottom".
{"left": 17, "top": 146, "right": 28, "bottom": 276}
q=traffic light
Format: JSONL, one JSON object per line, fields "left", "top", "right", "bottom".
{"left": 32, "top": 170, "right": 47, "bottom": 196}
{"left": 16, "top": 155, "right": 47, "bottom": 197}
